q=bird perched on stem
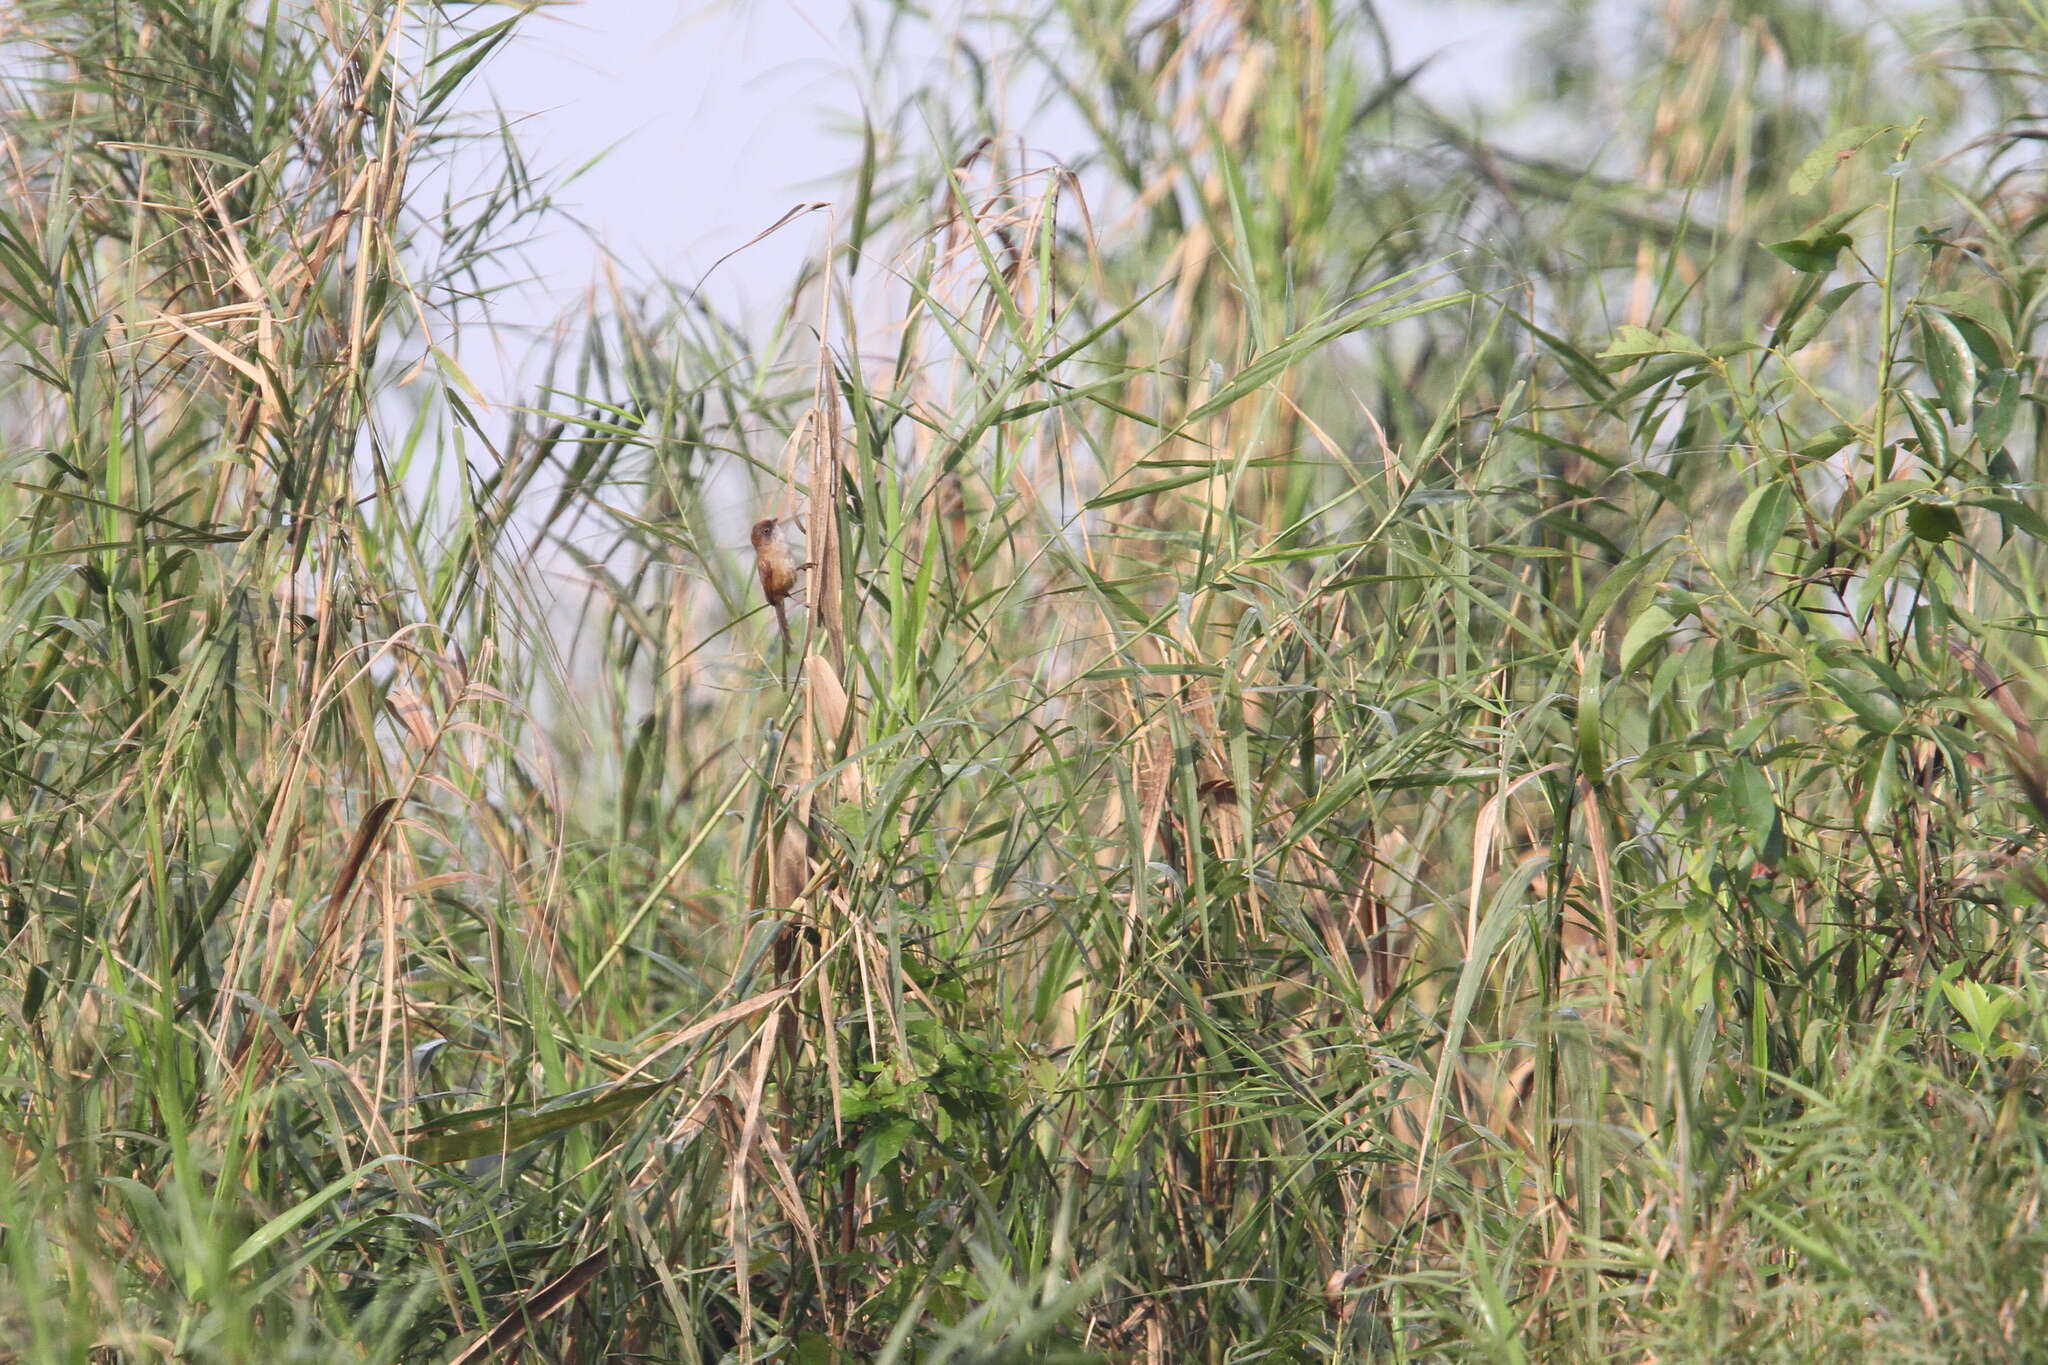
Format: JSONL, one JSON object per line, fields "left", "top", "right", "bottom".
{"left": 750, "top": 517, "right": 810, "bottom": 644}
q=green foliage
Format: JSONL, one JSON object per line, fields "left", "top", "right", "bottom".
{"left": 2, "top": 0, "right": 2048, "bottom": 1361}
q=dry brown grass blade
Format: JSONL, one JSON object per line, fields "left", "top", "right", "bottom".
{"left": 684, "top": 201, "right": 828, "bottom": 317}
{"left": 805, "top": 654, "right": 862, "bottom": 805}
{"left": 726, "top": 1008, "right": 824, "bottom": 1363}
{"left": 590, "top": 991, "right": 797, "bottom": 1108}
{"left": 1132, "top": 718, "right": 1174, "bottom": 871}
{"left": 1120, "top": 717, "right": 1175, "bottom": 963}
{"left": 1577, "top": 775, "right": 1622, "bottom": 1003}
{"left": 448, "top": 1248, "right": 612, "bottom": 1365}
{"left": 228, "top": 795, "right": 402, "bottom": 1080}
{"left": 306, "top": 796, "right": 400, "bottom": 985}
{"left": 807, "top": 357, "right": 847, "bottom": 667}
{"left": 768, "top": 824, "right": 811, "bottom": 917}
{"left": 386, "top": 684, "right": 438, "bottom": 752}
{"left": 1948, "top": 638, "right": 2039, "bottom": 763}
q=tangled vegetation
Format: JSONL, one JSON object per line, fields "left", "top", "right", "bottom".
{"left": 2, "top": 1, "right": 2047, "bottom": 1360}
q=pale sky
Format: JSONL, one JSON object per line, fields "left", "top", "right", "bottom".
{"left": 446, "top": 0, "right": 1529, "bottom": 402}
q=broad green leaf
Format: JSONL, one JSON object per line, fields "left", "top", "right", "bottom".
{"left": 1919, "top": 290, "right": 2013, "bottom": 363}
{"left": 1957, "top": 497, "right": 2039, "bottom": 548}
{"left": 1906, "top": 500, "right": 1963, "bottom": 544}
{"left": 1599, "top": 324, "right": 1709, "bottom": 365}
{"left": 1823, "top": 668, "right": 1905, "bottom": 734}
{"left": 1794, "top": 424, "right": 1859, "bottom": 463}
{"left": 1728, "top": 760, "right": 1777, "bottom": 844}
{"left": 231, "top": 1155, "right": 413, "bottom": 1272}
{"left": 1898, "top": 390, "right": 1950, "bottom": 467}
{"left": 1766, "top": 234, "right": 1852, "bottom": 274}
{"left": 1764, "top": 207, "right": 1866, "bottom": 273}
{"left": 1835, "top": 478, "right": 1922, "bottom": 536}
{"left": 1576, "top": 547, "right": 1671, "bottom": 641}
{"left": 1603, "top": 353, "right": 1708, "bottom": 408}
{"left": 857, "top": 1115, "right": 919, "bottom": 1177}
{"left": 1977, "top": 369, "right": 2019, "bottom": 454}
{"left": 1965, "top": 495, "right": 2048, "bottom": 545}
{"left": 1862, "top": 738, "right": 1901, "bottom": 832}
{"left": 1619, "top": 604, "right": 1677, "bottom": 675}
{"left": 409, "top": 1082, "right": 668, "bottom": 1164}
{"left": 1778, "top": 282, "right": 1865, "bottom": 354}
{"left": 1789, "top": 124, "right": 1887, "bottom": 195}
{"left": 1917, "top": 309, "right": 1977, "bottom": 422}
{"left": 1729, "top": 481, "right": 1793, "bottom": 568}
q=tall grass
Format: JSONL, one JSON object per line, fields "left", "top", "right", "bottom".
{"left": 2, "top": 0, "right": 2046, "bottom": 1360}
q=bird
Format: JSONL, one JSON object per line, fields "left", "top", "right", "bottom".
{"left": 750, "top": 517, "right": 809, "bottom": 644}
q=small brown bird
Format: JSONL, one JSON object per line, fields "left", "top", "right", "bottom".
{"left": 750, "top": 517, "right": 808, "bottom": 643}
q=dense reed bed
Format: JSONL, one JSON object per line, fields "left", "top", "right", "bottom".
{"left": 2, "top": 1, "right": 2046, "bottom": 1360}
